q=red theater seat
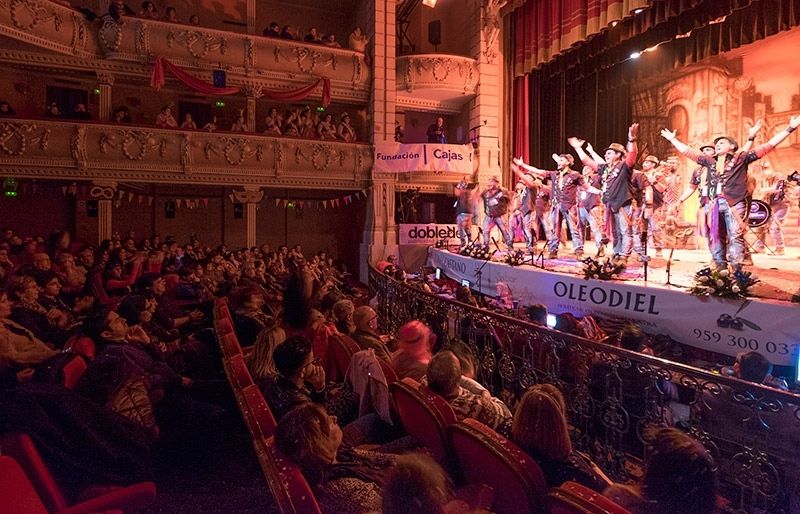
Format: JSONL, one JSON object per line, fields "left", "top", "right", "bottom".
{"left": 546, "top": 481, "right": 631, "bottom": 514}
{"left": 219, "top": 332, "right": 242, "bottom": 358}
{"left": 448, "top": 419, "right": 547, "bottom": 514}
{"left": 241, "top": 384, "right": 277, "bottom": 440}
{"left": 0, "top": 434, "right": 155, "bottom": 514}
{"left": 61, "top": 356, "right": 87, "bottom": 390}
{"left": 264, "top": 436, "right": 322, "bottom": 514}
{"left": 389, "top": 378, "right": 457, "bottom": 467}
{"left": 328, "top": 333, "right": 361, "bottom": 383}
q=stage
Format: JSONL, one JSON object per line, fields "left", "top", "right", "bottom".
{"left": 427, "top": 246, "right": 800, "bottom": 366}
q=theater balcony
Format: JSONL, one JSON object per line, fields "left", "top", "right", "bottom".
{"left": 396, "top": 54, "right": 479, "bottom": 114}
{"left": 0, "top": 0, "right": 99, "bottom": 57}
{"left": 97, "top": 16, "right": 371, "bottom": 102}
{"left": 0, "top": 118, "right": 372, "bottom": 190}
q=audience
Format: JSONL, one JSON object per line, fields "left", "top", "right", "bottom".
{"left": 349, "top": 27, "right": 368, "bottom": 52}
{"left": 351, "top": 306, "right": 391, "bottom": 362}
{"left": 263, "top": 22, "right": 280, "bottom": 37}
{"left": 391, "top": 320, "right": 433, "bottom": 380}
{"left": 155, "top": 106, "right": 178, "bottom": 128}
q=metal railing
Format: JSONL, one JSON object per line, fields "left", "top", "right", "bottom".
{"left": 369, "top": 267, "right": 800, "bottom": 514}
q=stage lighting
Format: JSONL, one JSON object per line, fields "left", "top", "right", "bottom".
{"left": 546, "top": 314, "right": 557, "bottom": 328}
{"left": 630, "top": 51, "right": 642, "bottom": 59}
{"left": 634, "top": 8, "right": 644, "bottom": 13}
{"left": 422, "top": 0, "right": 437, "bottom": 7}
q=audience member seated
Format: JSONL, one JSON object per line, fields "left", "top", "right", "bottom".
{"left": 203, "top": 115, "right": 218, "bottom": 132}
{"left": 275, "top": 403, "right": 397, "bottom": 514}
{"left": 45, "top": 102, "right": 62, "bottom": 118}
{"left": 323, "top": 34, "right": 342, "bottom": 48}
{"left": 155, "top": 106, "right": 178, "bottom": 128}
{"left": 283, "top": 109, "right": 301, "bottom": 136}
{"left": 351, "top": 306, "right": 391, "bottom": 362}
{"left": 113, "top": 106, "right": 132, "bottom": 123}
{"left": 425, "top": 350, "right": 512, "bottom": 435}
{"left": 261, "top": 335, "right": 354, "bottom": 421}
{"left": 71, "top": 103, "right": 92, "bottom": 120}
{"left": 526, "top": 303, "right": 548, "bottom": 326}
{"left": 8, "top": 275, "right": 68, "bottom": 348}
{"left": 104, "top": 253, "right": 144, "bottom": 297}
{"left": 280, "top": 25, "right": 297, "bottom": 40}
{"left": 304, "top": 27, "right": 322, "bottom": 43}
{"left": 382, "top": 453, "right": 490, "bottom": 514}
{"left": 349, "top": 27, "right": 368, "bottom": 52}
{"left": 230, "top": 114, "right": 247, "bottom": 132}
{"left": 108, "top": 0, "right": 134, "bottom": 21}
{"left": 331, "top": 299, "right": 355, "bottom": 336}
{"left": 512, "top": 385, "right": 608, "bottom": 491}
{"left": 604, "top": 428, "right": 718, "bottom": 514}
{"left": 390, "top": 320, "right": 433, "bottom": 381}
{"left": 189, "top": 14, "right": 200, "bottom": 25}
{"left": 139, "top": 1, "right": 158, "bottom": 19}
{"left": 0, "top": 100, "right": 14, "bottom": 116}
{"left": 232, "top": 286, "right": 273, "bottom": 347}
{"left": 317, "top": 113, "right": 337, "bottom": 140}
{"left": 337, "top": 113, "right": 356, "bottom": 142}
{"left": 247, "top": 324, "right": 286, "bottom": 383}
{"left": 263, "top": 22, "right": 280, "bottom": 37}
{"left": 163, "top": 6, "right": 179, "bottom": 22}
{"left": 0, "top": 288, "right": 60, "bottom": 369}
{"left": 180, "top": 113, "right": 197, "bottom": 129}
{"left": 264, "top": 107, "right": 282, "bottom": 136}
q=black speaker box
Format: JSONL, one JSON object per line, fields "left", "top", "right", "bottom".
{"left": 428, "top": 20, "right": 441, "bottom": 46}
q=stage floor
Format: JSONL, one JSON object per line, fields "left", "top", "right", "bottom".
{"left": 449, "top": 243, "right": 800, "bottom": 304}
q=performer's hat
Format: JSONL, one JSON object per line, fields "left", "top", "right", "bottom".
{"left": 699, "top": 143, "right": 714, "bottom": 151}
{"left": 604, "top": 142, "right": 626, "bottom": 155}
{"left": 713, "top": 136, "right": 738, "bottom": 151}
{"left": 558, "top": 153, "right": 575, "bottom": 165}
{"left": 644, "top": 155, "right": 659, "bottom": 165}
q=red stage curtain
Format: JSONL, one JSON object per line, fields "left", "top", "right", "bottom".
{"left": 512, "top": 75, "right": 530, "bottom": 163}
{"left": 511, "top": 0, "right": 649, "bottom": 76}
{"left": 150, "top": 57, "right": 332, "bottom": 106}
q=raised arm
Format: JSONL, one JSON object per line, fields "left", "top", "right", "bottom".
{"left": 512, "top": 157, "right": 548, "bottom": 177}
{"left": 739, "top": 118, "right": 763, "bottom": 154}
{"left": 585, "top": 143, "right": 605, "bottom": 165}
{"left": 511, "top": 162, "right": 538, "bottom": 188}
{"left": 763, "top": 115, "right": 800, "bottom": 151}
{"left": 568, "top": 137, "right": 597, "bottom": 171}
{"left": 660, "top": 128, "right": 699, "bottom": 162}
{"left": 624, "top": 123, "right": 639, "bottom": 168}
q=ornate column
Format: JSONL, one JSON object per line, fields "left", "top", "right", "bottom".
{"left": 233, "top": 186, "right": 264, "bottom": 248}
{"left": 246, "top": 0, "right": 257, "bottom": 34}
{"left": 242, "top": 84, "right": 263, "bottom": 133}
{"left": 90, "top": 181, "right": 117, "bottom": 243}
{"left": 96, "top": 72, "right": 115, "bottom": 122}
{"left": 360, "top": 0, "right": 399, "bottom": 283}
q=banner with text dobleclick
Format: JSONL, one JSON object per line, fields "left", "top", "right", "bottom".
{"left": 399, "top": 224, "right": 460, "bottom": 245}
{"left": 374, "top": 143, "right": 474, "bottom": 173}
{"left": 428, "top": 249, "right": 800, "bottom": 366}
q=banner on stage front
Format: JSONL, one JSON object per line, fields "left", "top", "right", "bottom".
{"left": 374, "top": 143, "right": 473, "bottom": 174}
{"left": 428, "top": 249, "right": 800, "bottom": 366}
{"left": 399, "top": 224, "right": 460, "bottom": 245}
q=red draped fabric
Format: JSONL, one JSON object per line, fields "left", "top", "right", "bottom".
{"left": 512, "top": 75, "right": 530, "bottom": 163}
{"left": 512, "top": 0, "right": 649, "bottom": 76}
{"left": 150, "top": 56, "right": 240, "bottom": 95}
{"left": 150, "top": 56, "right": 332, "bottom": 106}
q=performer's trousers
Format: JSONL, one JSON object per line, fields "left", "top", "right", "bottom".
{"left": 456, "top": 213, "right": 472, "bottom": 248}
{"left": 579, "top": 206, "right": 606, "bottom": 247}
{"left": 705, "top": 198, "right": 747, "bottom": 267}
{"left": 548, "top": 205, "right": 583, "bottom": 253}
{"left": 610, "top": 204, "right": 635, "bottom": 257}
{"left": 483, "top": 215, "right": 513, "bottom": 249}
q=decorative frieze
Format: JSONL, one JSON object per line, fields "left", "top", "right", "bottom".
{"left": 396, "top": 54, "right": 479, "bottom": 108}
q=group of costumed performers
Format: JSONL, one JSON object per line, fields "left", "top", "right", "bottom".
{"left": 453, "top": 115, "right": 800, "bottom": 269}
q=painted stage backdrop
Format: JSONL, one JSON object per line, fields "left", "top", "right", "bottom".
{"left": 632, "top": 27, "right": 800, "bottom": 247}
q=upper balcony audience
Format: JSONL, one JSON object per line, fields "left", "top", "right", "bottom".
{"left": 155, "top": 105, "right": 178, "bottom": 128}
{"left": 139, "top": 1, "right": 158, "bottom": 19}
{"left": 263, "top": 22, "right": 280, "bottom": 38}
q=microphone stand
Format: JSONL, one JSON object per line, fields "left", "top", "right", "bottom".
{"left": 474, "top": 249, "right": 497, "bottom": 297}
{"left": 640, "top": 210, "right": 649, "bottom": 283}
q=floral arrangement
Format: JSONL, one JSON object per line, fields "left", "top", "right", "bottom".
{"left": 582, "top": 256, "right": 625, "bottom": 281}
{"left": 459, "top": 242, "right": 492, "bottom": 260}
{"left": 689, "top": 266, "right": 759, "bottom": 299}
{"left": 503, "top": 249, "right": 527, "bottom": 267}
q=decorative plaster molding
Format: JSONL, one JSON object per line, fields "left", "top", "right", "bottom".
{"left": 395, "top": 94, "right": 466, "bottom": 115}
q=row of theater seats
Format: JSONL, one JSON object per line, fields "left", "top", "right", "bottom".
{"left": 212, "top": 298, "right": 628, "bottom": 514}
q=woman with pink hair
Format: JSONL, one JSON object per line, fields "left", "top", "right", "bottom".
{"left": 390, "top": 320, "right": 434, "bottom": 381}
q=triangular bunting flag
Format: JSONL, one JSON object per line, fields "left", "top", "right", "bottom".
{"left": 117, "top": 190, "right": 125, "bottom": 200}
{"left": 275, "top": 198, "right": 281, "bottom": 207}
{"left": 61, "top": 186, "right": 68, "bottom": 195}
{"left": 138, "top": 195, "right": 143, "bottom": 204}
{"left": 323, "top": 200, "right": 328, "bottom": 208}
{"left": 176, "top": 199, "right": 182, "bottom": 208}
{"left": 203, "top": 198, "right": 209, "bottom": 207}
{"left": 299, "top": 201, "right": 305, "bottom": 209}
{"left": 128, "top": 192, "right": 134, "bottom": 202}
{"left": 148, "top": 196, "right": 154, "bottom": 206}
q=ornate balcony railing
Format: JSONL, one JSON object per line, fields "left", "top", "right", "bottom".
{"left": 0, "top": 0, "right": 99, "bottom": 57}
{"left": 97, "top": 17, "right": 370, "bottom": 101}
{"left": 369, "top": 267, "right": 800, "bottom": 514}
{"left": 396, "top": 54, "right": 479, "bottom": 114}
{"left": 0, "top": 118, "right": 372, "bottom": 189}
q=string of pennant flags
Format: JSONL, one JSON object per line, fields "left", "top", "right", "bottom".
{"left": 15, "top": 182, "right": 370, "bottom": 211}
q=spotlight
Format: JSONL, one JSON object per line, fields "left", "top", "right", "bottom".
{"left": 422, "top": 0, "right": 437, "bottom": 6}
{"left": 634, "top": 8, "right": 644, "bottom": 13}
{"left": 546, "top": 314, "right": 557, "bottom": 328}
{"left": 610, "top": 21, "right": 618, "bottom": 27}
{"left": 630, "top": 51, "right": 642, "bottom": 59}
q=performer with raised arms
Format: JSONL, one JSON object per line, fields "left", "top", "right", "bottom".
{"left": 568, "top": 123, "right": 639, "bottom": 263}
{"left": 663, "top": 115, "right": 798, "bottom": 269}
{"left": 480, "top": 176, "right": 513, "bottom": 251}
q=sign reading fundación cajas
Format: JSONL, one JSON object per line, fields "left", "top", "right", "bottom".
{"left": 373, "top": 143, "right": 474, "bottom": 174}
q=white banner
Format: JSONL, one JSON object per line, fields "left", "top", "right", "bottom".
{"left": 374, "top": 143, "right": 474, "bottom": 174}
{"left": 428, "top": 249, "right": 800, "bottom": 366}
{"left": 399, "top": 224, "right": 460, "bottom": 245}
